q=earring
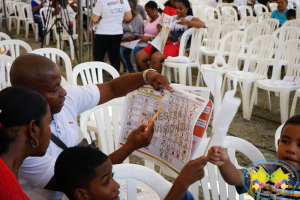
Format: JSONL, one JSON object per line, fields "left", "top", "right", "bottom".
{"left": 31, "top": 138, "right": 39, "bottom": 148}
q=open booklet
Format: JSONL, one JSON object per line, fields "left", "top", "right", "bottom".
{"left": 118, "top": 85, "right": 213, "bottom": 175}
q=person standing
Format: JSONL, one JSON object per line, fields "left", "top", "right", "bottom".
{"left": 91, "top": 0, "right": 132, "bottom": 72}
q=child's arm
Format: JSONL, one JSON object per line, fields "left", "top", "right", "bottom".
{"left": 208, "top": 146, "right": 244, "bottom": 187}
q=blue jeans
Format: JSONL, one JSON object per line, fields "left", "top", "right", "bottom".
{"left": 131, "top": 46, "right": 144, "bottom": 72}
{"left": 33, "top": 16, "right": 43, "bottom": 40}
{"left": 182, "top": 190, "right": 195, "bottom": 200}
{"left": 120, "top": 46, "right": 134, "bottom": 72}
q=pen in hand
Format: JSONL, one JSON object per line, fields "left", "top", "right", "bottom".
{"left": 144, "top": 106, "right": 163, "bottom": 132}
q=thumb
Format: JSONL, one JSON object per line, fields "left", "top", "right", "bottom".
{"left": 136, "top": 123, "right": 147, "bottom": 132}
{"left": 198, "top": 156, "right": 208, "bottom": 164}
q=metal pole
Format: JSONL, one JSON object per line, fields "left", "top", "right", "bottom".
{"left": 3, "top": 0, "right": 11, "bottom": 35}
{"left": 77, "top": 0, "right": 83, "bottom": 63}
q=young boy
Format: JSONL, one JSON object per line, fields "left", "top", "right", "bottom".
{"left": 55, "top": 146, "right": 208, "bottom": 200}
{"left": 286, "top": 9, "right": 297, "bottom": 20}
{"left": 207, "top": 115, "right": 300, "bottom": 199}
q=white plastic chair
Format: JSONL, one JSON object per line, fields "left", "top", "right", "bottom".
{"left": 261, "top": 18, "right": 279, "bottom": 34}
{"left": 190, "top": 136, "right": 265, "bottom": 199}
{"left": 220, "top": 22, "right": 240, "bottom": 39}
{"left": 204, "top": 6, "right": 221, "bottom": 20}
{"left": 201, "top": 19, "right": 221, "bottom": 64}
{"left": 268, "top": 26, "right": 300, "bottom": 74}
{"left": 56, "top": 15, "right": 78, "bottom": 60}
{"left": 247, "top": 39, "right": 300, "bottom": 123}
{"left": 254, "top": 4, "right": 269, "bottom": 15}
{"left": 238, "top": 5, "right": 253, "bottom": 19}
{"left": 274, "top": 124, "right": 284, "bottom": 152}
{"left": 220, "top": 14, "right": 235, "bottom": 24}
{"left": 0, "top": 39, "right": 32, "bottom": 59}
{"left": 22, "top": 4, "right": 36, "bottom": 38}
{"left": 282, "top": 19, "right": 300, "bottom": 28}
{"left": 162, "top": 28, "right": 206, "bottom": 86}
{"left": 256, "top": 12, "right": 271, "bottom": 23}
{"left": 199, "top": 31, "right": 247, "bottom": 80}
{"left": 217, "top": 3, "right": 233, "bottom": 13}
{"left": 0, "top": 55, "right": 14, "bottom": 90}
{"left": 243, "top": 23, "right": 270, "bottom": 49}
{"left": 114, "top": 164, "right": 172, "bottom": 200}
{"left": 269, "top": 3, "right": 278, "bottom": 12}
{"left": 0, "top": 32, "right": 11, "bottom": 41}
{"left": 223, "top": 35, "right": 278, "bottom": 119}
{"left": 221, "top": 6, "right": 238, "bottom": 22}
{"left": 80, "top": 97, "right": 125, "bottom": 154}
{"left": 238, "top": 16, "right": 257, "bottom": 29}
{"left": 14, "top": 2, "right": 26, "bottom": 35}
{"left": 31, "top": 48, "right": 73, "bottom": 85}
{"left": 6, "top": 1, "right": 17, "bottom": 31}
{"left": 72, "top": 61, "right": 120, "bottom": 85}
{"left": 40, "top": 7, "right": 56, "bottom": 46}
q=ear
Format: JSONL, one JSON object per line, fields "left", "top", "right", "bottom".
{"left": 74, "top": 188, "right": 89, "bottom": 200}
{"left": 28, "top": 119, "right": 37, "bottom": 139}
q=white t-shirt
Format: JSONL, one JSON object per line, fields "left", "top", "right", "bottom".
{"left": 19, "top": 85, "right": 100, "bottom": 200}
{"left": 93, "top": 0, "right": 131, "bottom": 35}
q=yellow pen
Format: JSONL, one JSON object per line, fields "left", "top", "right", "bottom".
{"left": 144, "top": 106, "right": 163, "bottom": 132}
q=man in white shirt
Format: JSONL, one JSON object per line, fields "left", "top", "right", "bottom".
{"left": 10, "top": 53, "right": 172, "bottom": 200}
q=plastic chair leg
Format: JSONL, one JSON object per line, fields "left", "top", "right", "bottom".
{"left": 188, "top": 67, "right": 192, "bottom": 86}
{"left": 178, "top": 67, "right": 187, "bottom": 85}
{"left": 17, "top": 20, "right": 20, "bottom": 34}
{"left": 247, "top": 83, "right": 258, "bottom": 120}
{"left": 266, "top": 90, "right": 271, "bottom": 111}
{"left": 196, "top": 70, "right": 202, "bottom": 86}
{"left": 25, "top": 24, "right": 29, "bottom": 38}
{"left": 144, "top": 160, "right": 154, "bottom": 170}
{"left": 280, "top": 90, "right": 290, "bottom": 124}
{"left": 221, "top": 75, "right": 227, "bottom": 98}
{"left": 290, "top": 90, "right": 300, "bottom": 117}
{"left": 242, "top": 81, "right": 252, "bottom": 119}
{"left": 69, "top": 37, "right": 74, "bottom": 60}
{"left": 173, "top": 68, "right": 178, "bottom": 83}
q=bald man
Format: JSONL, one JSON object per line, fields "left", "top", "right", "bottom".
{"left": 10, "top": 53, "right": 172, "bottom": 200}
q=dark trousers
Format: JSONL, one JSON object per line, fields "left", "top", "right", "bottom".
{"left": 94, "top": 34, "right": 123, "bottom": 72}
{"left": 34, "top": 16, "right": 43, "bottom": 40}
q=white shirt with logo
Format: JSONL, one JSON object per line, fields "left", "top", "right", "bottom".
{"left": 19, "top": 85, "right": 100, "bottom": 200}
{"left": 93, "top": 0, "right": 131, "bottom": 35}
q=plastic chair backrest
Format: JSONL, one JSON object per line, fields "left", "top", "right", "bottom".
{"left": 205, "top": 6, "right": 221, "bottom": 20}
{"left": 217, "top": 3, "right": 233, "bottom": 13}
{"left": 59, "top": 14, "right": 77, "bottom": 38}
{"left": 31, "top": 48, "right": 73, "bottom": 85}
{"left": 280, "top": 40, "right": 300, "bottom": 77}
{"left": 6, "top": 1, "right": 15, "bottom": 16}
{"left": 220, "top": 14, "right": 235, "bottom": 24}
{"left": 243, "top": 35, "right": 278, "bottom": 76}
{"left": 244, "top": 23, "right": 270, "bottom": 45}
{"left": 254, "top": 3, "right": 269, "bottom": 15}
{"left": 194, "top": 5, "right": 208, "bottom": 21}
{"left": 220, "top": 22, "right": 240, "bottom": 39}
{"left": 261, "top": 18, "right": 279, "bottom": 34}
{"left": 217, "top": 31, "right": 247, "bottom": 69}
{"left": 178, "top": 28, "right": 205, "bottom": 62}
{"left": 275, "top": 124, "right": 284, "bottom": 151}
{"left": 14, "top": 2, "right": 26, "bottom": 19}
{"left": 23, "top": 4, "right": 34, "bottom": 22}
{"left": 221, "top": 6, "right": 238, "bottom": 22}
{"left": 80, "top": 97, "right": 125, "bottom": 152}
{"left": 0, "top": 39, "right": 32, "bottom": 59}
{"left": 203, "top": 19, "right": 221, "bottom": 50}
{"left": 256, "top": 12, "right": 271, "bottom": 22}
{"left": 269, "top": 3, "right": 278, "bottom": 12}
{"left": 72, "top": 62, "right": 120, "bottom": 85}
{"left": 40, "top": 7, "right": 55, "bottom": 29}
{"left": 190, "top": 136, "right": 265, "bottom": 200}
{"left": 272, "top": 26, "right": 300, "bottom": 48}
{"left": 0, "top": 55, "right": 14, "bottom": 90}
{"left": 113, "top": 164, "right": 172, "bottom": 200}
{"left": 238, "top": 5, "right": 253, "bottom": 18}
{"left": 0, "top": 32, "right": 11, "bottom": 41}
{"left": 239, "top": 16, "right": 257, "bottom": 29}
{"left": 282, "top": 19, "right": 300, "bottom": 28}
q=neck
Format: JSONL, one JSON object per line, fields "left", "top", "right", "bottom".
{"left": 278, "top": 9, "right": 286, "bottom": 14}
{"left": 151, "top": 14, "right": 159, "bottom": 21}
{"left": 0, "top": 139, "right": 30, "bottom": 179}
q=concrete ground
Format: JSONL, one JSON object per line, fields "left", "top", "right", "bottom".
{"left": 5, "top": 22, "right": 300, "bottom": 199}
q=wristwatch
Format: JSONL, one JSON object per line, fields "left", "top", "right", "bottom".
{"left": 143, "top": 69, "right": 157, "bottom": 84}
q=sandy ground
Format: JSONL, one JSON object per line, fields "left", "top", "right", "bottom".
{"left": 4, "top": 23, "right": 300, "bottom": 199}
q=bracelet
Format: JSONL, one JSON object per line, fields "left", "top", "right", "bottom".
{"left": 143, "top": 69, "right": 157, "bottom": 84}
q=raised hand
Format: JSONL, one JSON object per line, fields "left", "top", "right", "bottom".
{"left": 207, "top": 146, "right": 229, "bottom": 167}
